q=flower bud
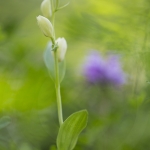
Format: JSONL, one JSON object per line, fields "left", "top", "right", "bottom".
{"left": 41, "top": 0, "right": 52, "bottom": 18}
{"left": 56, "top": 38, "right": 67, "bottom": 62}
{"left": 36, "top": 15, "right": 53, "bottom": 38}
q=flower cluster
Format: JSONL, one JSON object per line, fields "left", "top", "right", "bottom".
{"left": 82, "top": 50, "right": 126, "bottom": 86}
{"left": 36, "top": 0, "right": 67, "bottom": 62}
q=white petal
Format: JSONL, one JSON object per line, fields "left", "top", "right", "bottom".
{"left": 41, "top": 0, "right": 52, "bottom": 18}
{"left": 37, "top": 15, "right": 53, "bottom": 38}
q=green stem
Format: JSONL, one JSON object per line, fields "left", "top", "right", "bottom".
{"left": 51, "top": 14, "right": 55, "bottom": 40}
{"left": 54, "top": 51, "right": 63, "bottom": 125}
{"left": 56, "top": 0, "right": 59, "bottom": 10}
{"left": 51, "top": 2, "right": 63, "bottom": 126}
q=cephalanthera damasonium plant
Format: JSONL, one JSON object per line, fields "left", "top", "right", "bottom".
{"left": 36, "top": 0, "right": 88, "bottom": 150}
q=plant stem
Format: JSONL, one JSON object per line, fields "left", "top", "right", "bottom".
{"left": 56, "top": 0, "right": 59, "bottom": 10}
{"left": 54, "top": 51, "right": 63, "bottom": 126}
{"left": 51, "top": 15, "right": 55, "bottom": 39}
{"left": 51, "top": 1, "right": 63, "bottom": 126}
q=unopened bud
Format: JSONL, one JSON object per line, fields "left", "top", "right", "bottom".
{"left": 56, "top": 38, "right": 67, "bottom": 62}
{"left": 41, "top": 0, "right": 52, "bottom": 18}
{"left": 36, "top": 15, "right": 53, "bottom": 38}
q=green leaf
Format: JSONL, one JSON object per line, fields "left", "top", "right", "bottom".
{"left": 0, "top": 116, "right": 10, "bottom": 129}
{"left": 57, "top": 110, "right": 88, "bottom": 150}
{"left": 43, "top": 41, "right": 66, "bottom": 83}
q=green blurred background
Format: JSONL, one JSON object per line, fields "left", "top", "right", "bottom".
{"left": 0, "top": 0, "right": 150, "bottom": 149}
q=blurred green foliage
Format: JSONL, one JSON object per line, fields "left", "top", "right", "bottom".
{"left": 0, "top": 0, "right": 150, "bottom": 149}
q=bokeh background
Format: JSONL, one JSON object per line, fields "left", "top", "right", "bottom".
{"left": 0, "top": 0, "right": 150, "bottom": 149}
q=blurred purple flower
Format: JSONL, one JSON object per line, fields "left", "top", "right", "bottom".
{"left": 82, "top": 50, "right": 126, "bottom": 86}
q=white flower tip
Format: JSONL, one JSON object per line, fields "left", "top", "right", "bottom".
{"left": 36, "top": 15, "right": 43, "bottom": 22}
{"left": 36, "top": 16, "right": 39, "bottom": 20}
